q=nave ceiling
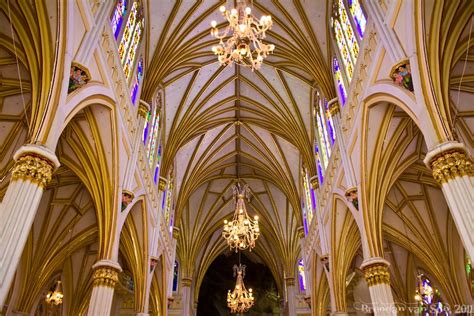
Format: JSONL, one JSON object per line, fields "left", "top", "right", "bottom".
{"left": 141, "top": 0, "right": 336, "bottom": 286}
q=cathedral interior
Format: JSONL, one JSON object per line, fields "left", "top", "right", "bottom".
{"left": 0, "top": 0, "right": 473, "bottom": 315}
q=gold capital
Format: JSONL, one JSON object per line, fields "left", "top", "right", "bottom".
{"left": 181, "top": 277, "right": 192, "bottom": 287}
{"left": 92, "top": 266, "right": 119, "bottom": 288}
{"left": 430, "top": 149, "right": 473, "bottom": 184}
{"left": 12, "top": 154, "right": 55, "bottom": 188}
{"left": 328, "top": 102, "right": 340, "bottom": 117}
{"left": 158, "top": 177, "right": 168, "bottom": 191}
{"left": 310, "top": 176, "right": 319, "bottom": 190}
{"left": 285, "top": 277, "right": 295, "bottom": 286}
{"left": 362, "top": 262, "right": 390, "bottom": 286}
{"left": 138, "top": 103, "right": 149, "bottom": 118}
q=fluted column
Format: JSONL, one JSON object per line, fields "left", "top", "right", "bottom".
{"left": 0, "top": 144, "right": 59, "bottom": 307}
{"left": 181, "top": 277, "right": 193, "bottom": 316}
{"left": 285, "top": 277, "right": 297, "bottom": 316}
{"left": 87, "top": 260, "right": 122, "bottom": 316}
{"left": 328, "top": 100, "right": 357, "bottom": 188}
{"left": 361, "top": 258, "right": 396, "bottom": 316}
{"left": 424, "top": 142, "right": 474, "bottom": 259}
{"left": 123, "top": 101, "right": 150, "bottom": 190}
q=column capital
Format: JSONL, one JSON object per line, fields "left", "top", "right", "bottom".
{"left": 158, "top": 176, "right": 168, "bottom": 191}
{"left": 423, "top": 141, "right": 473, "bottom": 184}
{"left": 92, "top": 260, "right": 122, "bottom": 288}
{"left": 138, "top": 100, "right": 150, "bottom": 118}
{"left": 181, "top": 276, "right": 192, "bottom": 287}
{"left": 297, "top": 226, "right": 305, "bottom": 239}
{"left": 344, "top": 187, "right": 359, "bottom": 210}
{"left": 12, "top": 144, "right": 60, "bottom": 188}
{"left": 309, "top": 175, "right": 319, "bottom": 190}
{"left": 172, "top": 226, "right": 180, "bottom": 239}
{"left": 284, "top": 277, "right": 295, "bottom": 286}
{"left": 360, "top": 257, "right": 390, "bottom": 286}
{"left": 328, "top": 102, "right": 340, "bottom": 117}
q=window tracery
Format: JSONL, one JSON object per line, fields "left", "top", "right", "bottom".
{"left": 111, "top": 0, "right": 127, "bottom": 39}
{"left": 302, "top": 169, "right": 314, "bottom": 233}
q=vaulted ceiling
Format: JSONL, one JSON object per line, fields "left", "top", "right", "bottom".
{"left": 142, "top": 0, "right": 336, "bottom": 286}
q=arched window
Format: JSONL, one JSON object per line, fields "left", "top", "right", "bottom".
{"left": 172, "top": 261, "right": 179, "bottom": 293}
{"left": 111, "top": 0, "right": 127, "bottom": 40}
{"left": 164, "top": 178, "right": 173, "bottom": 226}
{"left": 302, "top": 169, "right": 315, "bottom": 233}
{"left": 333, "top": 58, "right": 347, "bottom": 105}
{"left": 414, "top": 274, "right": 446, "bottom": 314}
{"left": 118, "top": 1, "right": 144, "bottom": 79}
{"left": 144, "top": 106, "right": 160, "bottom": 166}
{"left": 131, "top": 57, "right": 144, "bottom": 104}
{"left": 297, "top": 259, "right": 306, "bottom": 292}
{"left": 331, "top": 0, "right": 366, "bottom": 102}
{"left": 153, "top": 144, "right": 162, "bottom": 184}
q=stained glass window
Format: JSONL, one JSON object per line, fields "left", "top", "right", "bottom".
{"left": 146, "top": 109, "right": 160, "bottom": 166}
{"left": 324, "top": 99, "right": 336, "bottom": 145}
{"left": 348, "top": 0, "right": 367, "bottom": 38}
{"left": 111, "top": 0, "right": 127, "bottom": 39}
{"left": 333, "top": 58, "right": 347, "bottom": 105}
{"left": 414, "top": 274, "right": 446, "bottom": 314}
{"left": 164, "top": 179, "right": 173, "bottom": 226}
{"left": 118, "top": 1, "right": 144, "bottom": 79}
{"left": 298, "top": 259, "right": 306, "bottom": 292}
{"left": 303, "top": 170, "right": 314, "bottom": 229}
{"left": 131, "top": 57, "right": 144, "bottom": 104}
{"left": 314, "top": 92, "right": 332, "bottom": 171}
{"left": 172, "top": 261, "right": 179, "bottom": 292}
{"left": 315, "top": 143, "right": 324, "bottom": 184}
{"left": 153, "top": 145, "right": 162, "bottom": 184}
{"left": 331, "top": 0, "right": 366, "bottom": 104}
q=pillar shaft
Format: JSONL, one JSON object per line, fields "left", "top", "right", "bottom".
{"left": 0, "top": 145, "right": 59, "bottom": 307}
{"left": 424, "top": 142, "right": 474, "bottom": 259}
{"left": 181, "top": 278, "right": 192, "bottom": 316}
{"left": 87, "top": 260, "right": 122, "bottom": 316}
{"left": 361, "top": 258, "right": 396, "bottom": 316}
{"left": 285, "top": 278, "right": 297, "bottom": 316}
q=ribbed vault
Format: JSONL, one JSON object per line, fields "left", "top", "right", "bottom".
{"left": 141, "top": 0, "right": 336, "bottom": 293}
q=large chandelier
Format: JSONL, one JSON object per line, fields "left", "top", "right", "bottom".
{"left": 45, "top": 280, "right": 64, "bottom": 305}
{"left": 227, "top": 264, "right": 255, "bottom": 313}
{"left": 210, "top": 0, "right": 275, "bottom": 71}
{"left": 222, "top": 183, "right": 260, "bottom": 251}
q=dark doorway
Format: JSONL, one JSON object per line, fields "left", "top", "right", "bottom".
{"left": 197, "top": 251, "right": 281, "bottom": 316}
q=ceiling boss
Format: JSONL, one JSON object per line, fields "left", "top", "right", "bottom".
{"left": 210, "top": 0, "right": 275, "bottom": 70}
{"left": 222, "top": 183, "right": 260, "bottom": 251}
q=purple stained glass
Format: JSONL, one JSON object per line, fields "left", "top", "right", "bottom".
{"left": 142, "top": 111, "right": 151, "bottom": 144}
{"left": 317, "top": 158, "right": 324, "bottom": 184}
{"left": 131, "top": 57, "right": 144, "bottom": 104}
{"left": 310, "top": 188, "right": 317, "bottom": 211}
{"left": 298, "top": 259, "right": 306, "bottom": 291}
{"left": 162, "top": 189, "right": 167, "bottom": 209}
{"left": 154, "top": 165, "right": 159, "bottom": 183}
{"left": 333, "top": 58, "right": 347, "bottom": 105}
{"left": 111, "top": 0, "right": 127, "bottom": 40}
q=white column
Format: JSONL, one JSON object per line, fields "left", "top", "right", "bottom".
{"left": 0, "top": 144, "right": 59, "bottom": 307}
{"left": 424, "top": 142, "right": 474, "bottom": 260}
{"left": 361, "top": 258, "right": 396, "bottom": 316}
{"left": 285, "top": 277, "right": 297, "bottom": 316}
{"left": 123, "top": 101, "right": 150, "bottom": 191}
{"left": 181, "top": 277, "right": 193, "bottom": 316}
{"left": 87, "top": 260, "right": 122, "bottom": 316}
{"left": 328, "top": 100, "right": 357, "bottom": 188}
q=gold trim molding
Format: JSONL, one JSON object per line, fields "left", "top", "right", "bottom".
{"left": 285, "top": 277, "right": 295, "bottom": 286}
{"left": 138, "top": 101, "right": 150, "bottom": 118}
{"left": 310, "top": 175, "right": 319, "bottom": 190}
{"left": 362, "top": 262, "right": 390, "bottom": 286}
{"left": 181, "top": 277, "right": 192, "bottom": 287}
{"left": 12, "top": 154, "right": 56, "bottom": 188}
{"left": 429, "top": 149, "right": 473, "bottom": 184}
{"left": 92, "top": 266, "right": 120, "bottom": 288}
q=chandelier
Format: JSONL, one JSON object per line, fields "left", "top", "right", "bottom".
{"left": 45, "top": 280, "right": 64, "bottom": 305}
{"left": 227, "top": 264, "right": 255, "bottom": 313}
{"left": 210, "top": 0, "right": 275, "bottom": 71}
{"left": 222, "top": 183, "right": 260, "bottom": 251}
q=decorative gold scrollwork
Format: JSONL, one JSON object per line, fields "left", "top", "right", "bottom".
{"left": 12, "top": 154, "right": 55, "bottom": 188}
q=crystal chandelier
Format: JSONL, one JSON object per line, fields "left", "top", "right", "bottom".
{"left": 227, "top": 264, "right": 255, "bottom": 313}
{"left": 210, "top": 0, "right": 275, "bottom": 71}
{"left": 222, "top": 183, "right": 260, "bottom": 251}
{"left": 45, "top": 280, "right": 64, "bottom": 305}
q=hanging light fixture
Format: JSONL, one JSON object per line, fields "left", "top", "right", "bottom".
{"left": 222, "top": 183, "right": 260, "bottom": 251}
{"left": 210, "top": 0, "right": 275, "bottom": 71}
{"left": 227, "top": 264, "right": 255, "bottom": 313}
{"left": 45, "top": 280, "right": 64, "bottom": 305}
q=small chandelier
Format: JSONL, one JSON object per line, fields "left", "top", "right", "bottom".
{"left": 45, "top": 280, "right": 64, "bottom": 305}
{"left": 222, "top": 183, "right": 260, "bottom": 251}
{"left": 227, "top": 264, "right": 255, "bottom": 313}
{"left": 210, "top": 0, "right": 275, "bottom": 71}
